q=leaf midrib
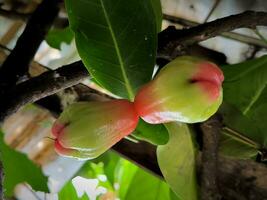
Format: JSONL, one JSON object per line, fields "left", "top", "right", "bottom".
{"left": 100, "top": 0, "right": 134, "bottom": 100}
{"left": 224, "top": 56, "right": 267, "bottom": 115}
{"left": 225, "top": 56, "right": 267, "bottom": 82}
{"left": 243, "top": 82, "right": 267, "bottom": 115}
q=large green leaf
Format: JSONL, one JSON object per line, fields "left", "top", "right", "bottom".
{"left": 115, "top": 158, "right": 138, "bottom": 199}
{"left": 66, "top": 150, "right": 178, "bottom": 200}
{"left": 124, "top": 168, "right": 172, "bottom": 200}
{"left": 0, "top": 131, "right": 49, "bottom": 196}
{"left": 150, "top": 0, "right": 162, "bottom": 32}
{"left": 132, "top": 119, "right": 169, "bottom": 145}
{"left": 101, "top": 152, "right": 120, "bottom": 185}
{"left": 218, "top": 103, "right": 259, "bottom": 159}
{"left": 107, "top": 151, "right": 175, "bottom": 200}
{"left": 157, "top": 122, "right": 198, "bottom": 200}
{"left": 78, "top": 151, "right": 119, "bottom": 186}
{"left": 65, "top": 0, "right": 158, "bottom": 100}
{"left": 222, "top": 55, "right": 267, "bottom": 147}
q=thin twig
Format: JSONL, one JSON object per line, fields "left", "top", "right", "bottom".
{"left": 222, "top": 126, "right": 260, "bottom": 149}
{"left": 200, "top": 114, "right": 223, "bottom": 200}
{"left": 203, "top": 0, "right": 221, "bottom": 23}
{"left": 159, "top": 11, "right": 267, "bottom": 58}
{"left": 163, "top": 14, "right": 267, "bottom": 48}
{"left": 254, "top": 28, "right": 267, "bottom": 44}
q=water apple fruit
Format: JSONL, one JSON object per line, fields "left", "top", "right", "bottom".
{"left": 52, "top": 100, "right": 138, "bottom": 160}
{"left": 134, "top": 56, "right": 224, "bottom": 124}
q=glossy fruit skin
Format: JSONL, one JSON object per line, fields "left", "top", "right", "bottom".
{"left": 52, "top": 100, "right": 139, "bottom": 160}
{"left": 134, "top": 56, "right": 224, "bottom": 124}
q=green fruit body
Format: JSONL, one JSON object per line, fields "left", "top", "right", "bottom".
{"left": 134, "top": 56, "right": 224, "bottom": 124}
{"left": 52, "top": 100, "right": 138, "bottom": 160}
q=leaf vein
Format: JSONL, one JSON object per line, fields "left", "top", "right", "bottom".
{"left": 99, "top": 0, "right": 134, "bottom": 100}
{"left": 243, "top": 82, "right": 267, "bottom": 115}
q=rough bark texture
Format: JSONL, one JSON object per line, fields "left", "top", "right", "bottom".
{"left": 200, "top": 115, "right": 223, "bottom": 200}
{"left": 158, "top": 11, "right": 267, "bottom": 59}
{"left": 217, "top": 157, "right": 267, "bottom": 200}
{"left": 0, "top": 61, "right": 88, "bottom": 121}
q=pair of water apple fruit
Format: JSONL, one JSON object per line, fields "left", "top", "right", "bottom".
{"left": 52, "top": 56, "right": 224, "bottom": 160}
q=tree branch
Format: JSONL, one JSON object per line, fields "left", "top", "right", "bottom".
{"left": 0, "top": 0, "right": 61, "bottom": 89}
{"left": 158, "top": 11, "right": 267, "bottom": 58}
{"left": 114, "top": 140, "right": 267, "bottom": 200}
{"left": 113, "top": 137, "right": 267, "bottom": 200}
{"left": 163, "top": 14, "right": 267, "bottom": 49}
{"left": 200, "top": 115, "right": 223, "bottom": 200}
{"left": 203, "top": 0, "right": 221, "bottom": 23}
{"left": 217, "top": 156, "right": 267, "bottom": 200}
{"left": 0, "top": 8, "right": 29, "bottom": 21}
{"left": 0, "top": 61, "right": 88, "bottom": 122}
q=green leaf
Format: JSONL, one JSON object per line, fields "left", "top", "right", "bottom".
{"left": 80, "top": 151, "right": 120, "bottom": 186}
{"left": 115, "top": 158, "right": 138, "bottom": 199}
{"left": 83, "top": 152, "right": 120, "bottom": 186}
{"left": 132, "top": 119, "right": 169, "bottom": 145}
{"left": 124, "top": 168, "right": 172, "bottom": 200}
{"left": 79, "top": 162, "right": 113, "bottom": 190}
{"left": 101, "top": 152, "right": 120, "bottom": 185}
{"left": 69, "top": 151, "right": 176, "bottom": 200}
{"left": 79, "top": 194, "right": 90, "bottom": 200}
{"left": 46, "top": 27, "right": 74, "bottom": 49}
{"left": 65, "top": 0, "right": 158, "bottom": 100}
{"left": 220, "top": 103, "right": 262, "bottom": 146}
{"left": 219, "top": 133, "right": 258, "bottom": 159}
{"left": 218, "top": 103, "right": 259, "bottom": 159}
{"left": 59, "top": 181, "right": 90, "bottom": 200}
{"left": 150, "top": 0, "right": 162, "bottom": 32}
{"left": 0, "top": 131, "right": 48, "bottom": 196}
{"left": 157, "top": 122, "right": 198, "bottom": 200}
{"left": 222, "top": 56, "right": 267, "bottom": 146}
{"left": 170, "top": 190, "right": 181, "bottom": 200}
{"left": 114, "top": 154, "right": 175, "bottom": 200}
